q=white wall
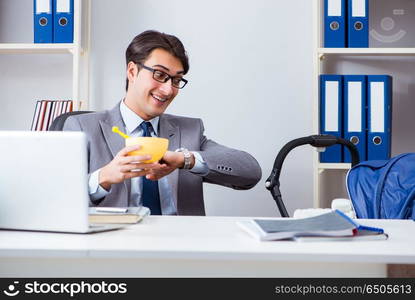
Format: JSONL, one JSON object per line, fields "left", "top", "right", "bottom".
{"left": 0, "top": 0, "right": 314, "bottom": 217}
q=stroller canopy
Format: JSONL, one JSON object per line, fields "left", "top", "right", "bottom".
{"left": 347, "top": 153, "right": 415, "bottom": 220}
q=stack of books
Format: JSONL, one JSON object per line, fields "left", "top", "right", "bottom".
{"left": 88, "top": 206, "right": 150, "bottom": 224}
{"left": 30, "top": 100, "right": 73, "bottom": 131}
{"left": 238, "top": 210, "right": 388, "bottom": 242}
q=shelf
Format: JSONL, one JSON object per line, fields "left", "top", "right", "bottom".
{"left": 0, "top": 0, "right": 90, "bottom": 109}
{"left": 0, "top": 43, "right": 79, "bottom": 54}
{"left": 318, "top": 48, "right": 415, "bottom": 56}
{"left": 318, "top": 163, "right": 351, "bottom": 170}
{"left": 312, "top": 0, "right": 415, "bottom": 209}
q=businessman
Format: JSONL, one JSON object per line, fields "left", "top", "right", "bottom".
{"left": 64, "top": 30, "right": 261, "bottom": 215}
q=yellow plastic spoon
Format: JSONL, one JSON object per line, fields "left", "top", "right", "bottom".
{"left": 112, "top": 126, "right": 130, "bottom": 139}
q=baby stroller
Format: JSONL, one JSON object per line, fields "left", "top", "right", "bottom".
{"left": 266, "top": 134, "right": 415, "bottom": 220}
{"left": 265, "top": 134, "right": 359, "bottom": 217}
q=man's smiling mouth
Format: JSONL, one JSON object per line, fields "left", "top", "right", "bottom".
{"left": 151, "top": 93, "right": 168, "bottom": 103}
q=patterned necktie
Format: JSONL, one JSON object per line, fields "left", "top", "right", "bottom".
{"left": 139, "top": 121, "right": 162, "bottom": 215}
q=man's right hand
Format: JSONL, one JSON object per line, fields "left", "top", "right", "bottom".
{"left": 98, "top": 145, "right": 157, "bottom": 191}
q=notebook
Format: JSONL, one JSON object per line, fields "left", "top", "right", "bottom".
{"left": 0, "top": 131, "right": 124, "bottom": 233}
{"left": 238, "top": 210, "right": 384, "bottom": 241}
{"left": 88, "top": 206, "right": 150, "bottom": 224}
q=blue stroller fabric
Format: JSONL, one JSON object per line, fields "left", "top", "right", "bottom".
{"left": 346, "top": 153, "right": 415, "bottom": 220}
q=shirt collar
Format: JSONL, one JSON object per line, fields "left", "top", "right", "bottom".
{"left": 120, "top": 100, "right": 159, "bottom": 135}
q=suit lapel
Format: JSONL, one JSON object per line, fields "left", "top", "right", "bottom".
{"left": 159, "top": 114, "right": 180, "bottom": 209}
{"left": 99, "top": 103, "right": 131, "bottom": 199}
{"left": 159, "top": 114, "right": 179, "bottom": 150}
{"left": 100, "top": 105, "right": 125, "bottom": 158}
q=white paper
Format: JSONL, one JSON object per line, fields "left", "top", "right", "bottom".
{"left": 36, "top": 0, "right": 50, "bottom": 14}
{"left": 325, "top": 81, "right": 339, "bottom": 132}
{"left": 95, "top": 207, "right": 128, "bottom": 214}
{"left": 328, "top": 0, "right": 342, "bottom": 17}
{"left": 370, "top": 82, "right": 385, "bottom": 132}
{"left": 352, "top": 0, "right": 366, "bottom": 17}
{"left": 348, "top": 81, "right": 362, "bottom": 132}
{"left": 56, "top": 0, "right": 71, "bottom": 13}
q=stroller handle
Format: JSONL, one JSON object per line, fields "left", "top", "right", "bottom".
{"left": 265, "top": 134, "right": 360, "bottom": 217}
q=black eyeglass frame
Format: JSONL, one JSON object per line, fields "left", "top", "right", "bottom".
{"left": 137, "top": 62, "right": 188, "bottom": 89}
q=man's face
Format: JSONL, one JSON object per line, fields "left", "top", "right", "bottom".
{"left": 125, "top": 48, "right": 184, "bottom": 120}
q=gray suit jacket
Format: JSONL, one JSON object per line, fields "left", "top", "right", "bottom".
{"left": 63, "top": 102, "right": 262, "bottom": 215}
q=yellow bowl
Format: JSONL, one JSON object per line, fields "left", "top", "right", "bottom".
{"left": 125, "top": 137, "right": 169, "bottom": 163}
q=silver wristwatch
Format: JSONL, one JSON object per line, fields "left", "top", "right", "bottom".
{"left": 175, "top": 148, "right": 192, "bottom": 169}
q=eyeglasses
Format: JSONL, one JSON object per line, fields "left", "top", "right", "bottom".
{"left": 137, "top": 63, "right": 188, "bottom": 89}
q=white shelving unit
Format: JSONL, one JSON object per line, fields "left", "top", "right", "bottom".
{"left": 0, "top": 0, "right": 90, "bottom": 111}
{"left": 318, "top": 48, "right": 415, "bottom": 56}
{"left": 312, "top": 0, "right": 415, "bottom": 208}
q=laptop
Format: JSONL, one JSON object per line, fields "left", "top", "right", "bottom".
{"left": 0, "top": 130, "right": 124, "bottom": 233}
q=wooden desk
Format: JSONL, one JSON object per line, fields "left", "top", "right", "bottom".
{"left": 0, "top": 216, "right": 414, "bottom": 277}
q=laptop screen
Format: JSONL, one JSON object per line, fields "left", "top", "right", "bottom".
{"left": 0, "top": 131, "right": 91, "bottom": 232}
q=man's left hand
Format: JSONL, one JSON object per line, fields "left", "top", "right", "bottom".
{"left": 145, "top": 150, "right": 194, "bottom": 180}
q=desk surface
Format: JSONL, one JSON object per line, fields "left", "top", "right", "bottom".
{"left": 0, "top": 216, "right": 414, "bottom": 277}
{"left": 0, "top": 216, "right": 414, "bottom": 262}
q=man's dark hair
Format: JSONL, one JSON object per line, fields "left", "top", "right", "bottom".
{"left": 125, "top": 30, "right": 189, "bottom": 91}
